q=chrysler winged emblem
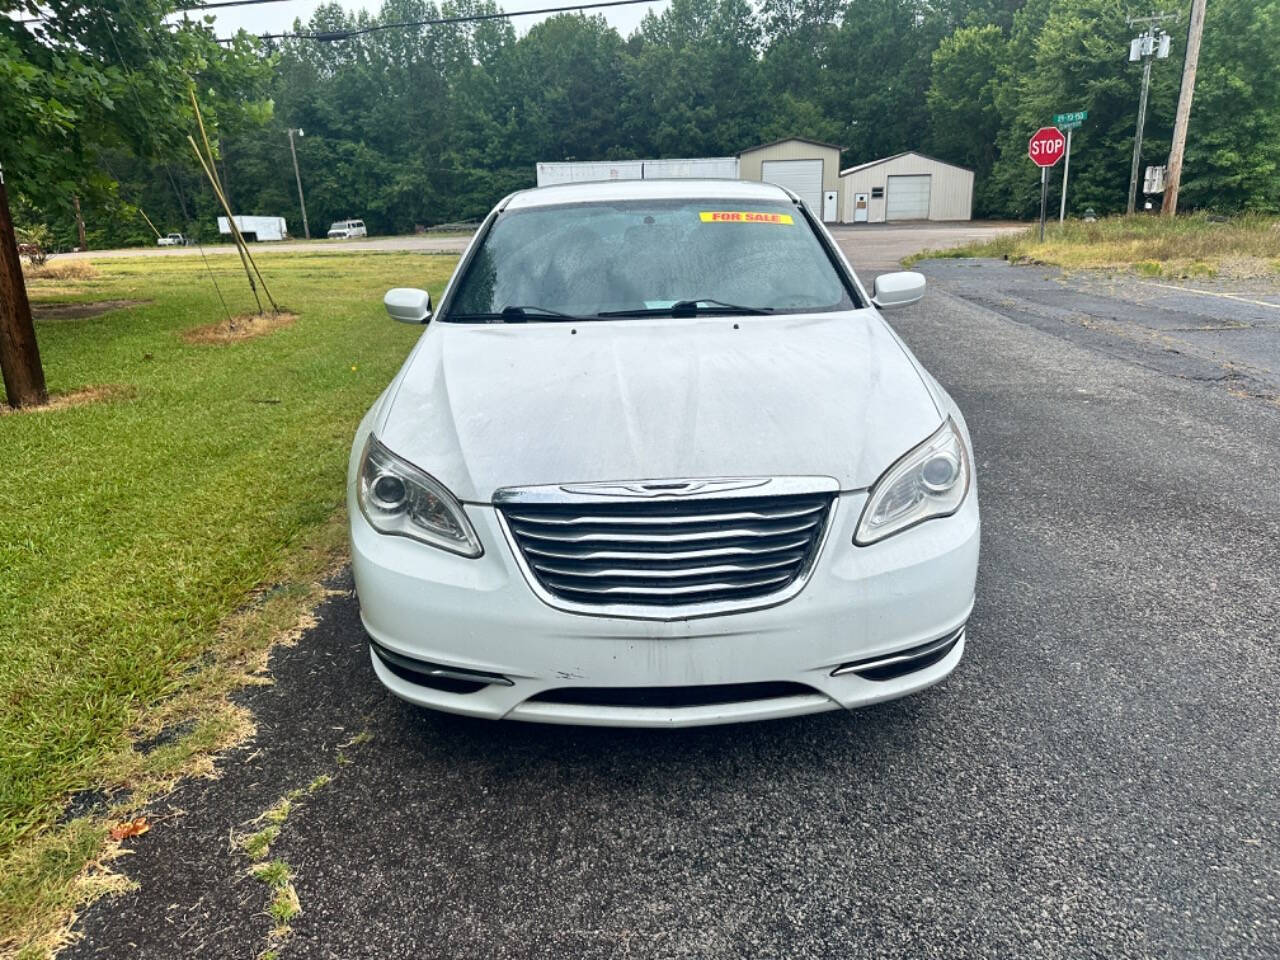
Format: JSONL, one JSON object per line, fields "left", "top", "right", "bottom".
{"left": 558, "top": 477, "right": 773, "bottom": 498}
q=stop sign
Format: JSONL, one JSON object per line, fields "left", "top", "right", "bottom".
{"left": 1028, "top": 126, "right": 1067, "bottom": 167}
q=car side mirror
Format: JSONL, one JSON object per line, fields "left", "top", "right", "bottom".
{"left": 871, "top": 271, "right": 926, "bottom": 309}
{"left": 384, "top": 288, "right": 432, "bottom": 324}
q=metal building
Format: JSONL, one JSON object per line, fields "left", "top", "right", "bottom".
{"left": 736, "top": 137, "right": 845, "bottom": 222}
{"left": 838, "top": 152, "right": 974, "bottom": 223}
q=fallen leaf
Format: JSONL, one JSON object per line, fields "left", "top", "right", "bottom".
{"left": 109, "top": 817, "right": 150, "bottom": 841}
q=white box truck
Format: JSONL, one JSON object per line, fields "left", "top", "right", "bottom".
{"left": 217, "top": 215, "right": 288, "bottom": 242}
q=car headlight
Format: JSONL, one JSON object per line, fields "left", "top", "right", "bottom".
{"left": 357, "top": 436, "right": 483, "bottom": 557}
{"left": 854, "top": 418, "right": 971, "bottom": 545}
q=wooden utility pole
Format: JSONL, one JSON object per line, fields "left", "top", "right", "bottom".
{"left": 287, "top": 128, "right": 310, "bottom": 241}
{"left": 0, "top": 163, "right": 48, "bottom": 408}
{"left": 1163, "top": 0, "right": 1207, "bottom": 216}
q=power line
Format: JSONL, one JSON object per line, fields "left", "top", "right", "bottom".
{"left": 16, "top": 0, "right": 663, "bottom": 33}
{"left": 214, "top": 0, "right": 663, "bottom": 43}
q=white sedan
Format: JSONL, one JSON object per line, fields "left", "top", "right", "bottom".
{"left": 348, "top": 179, "right": 979, "bottom": 727}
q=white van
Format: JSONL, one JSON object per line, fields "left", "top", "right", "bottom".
{"left": 327, "top": 219, "right": 368, "bottom": 240}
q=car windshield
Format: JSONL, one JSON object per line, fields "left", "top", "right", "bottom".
{"left": 329, "top": 222, "right": 346, "bottom": 231}
{"left": 446, "top": 198, "right": 856, "bottom": 321}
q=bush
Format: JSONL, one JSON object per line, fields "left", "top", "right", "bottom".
{"left": 15, "top": 224, "right": 53, "bottom": 267}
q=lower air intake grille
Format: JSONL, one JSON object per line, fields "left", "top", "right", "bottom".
{"left": 499, "top": 489, "right": 834, "bottom": 613}
{"left": 529, "top": 681, "right": 816, "bottom": 709}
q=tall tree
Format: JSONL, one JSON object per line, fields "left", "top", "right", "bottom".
{"left": 927, "top": 24, "right": 1006, "bottom": 209}
{"left": 0, "top": 0, "right": 269, "bottom": 405}
{"left": 822, "top": 0, "right": 949, "bottom": 160}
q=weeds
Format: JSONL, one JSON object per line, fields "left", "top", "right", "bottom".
{"left": 232, "top": 763, "right": 349, "bottom": 957}
{"left": 251, "top": 859, "right": 301, "bottom": 935}
{"left": 906, "top": 213, "right": 1280, "bottom": 277}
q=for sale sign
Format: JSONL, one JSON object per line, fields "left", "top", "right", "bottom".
{"left": 1028, "top": 127, "right": 1067, "bottom": 167}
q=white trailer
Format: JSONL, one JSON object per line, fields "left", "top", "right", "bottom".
{"left": 536, "top": 161, "right": 644, "bottom": 186}
{"left": 217, "top": 215, "right": 288, "bottom": 242}
{"left": 535, "top": 157, "right": 739, "bottom": 186}
{"left": 640, "top": 158, "right": 740, "bottom": 179}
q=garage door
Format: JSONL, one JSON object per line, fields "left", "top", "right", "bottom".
{"left": 761, "top": 159, "right": 823, "bottom": 213}
{"left": 886, "top": 174, "right": 932, "bottom": 220}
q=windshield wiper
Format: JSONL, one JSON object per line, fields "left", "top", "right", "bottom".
{"left": 501, "top": 305, "right": 587, "bottom": 322}
{"left": 596, "top": 299, "right": 773, "bottom": 318}
{"left": 448, "top": 305, "right": 592, "bottom": 324}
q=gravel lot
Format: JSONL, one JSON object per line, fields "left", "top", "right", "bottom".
{"left": 68, "top": 238, "right": 1280, "bottom": 959}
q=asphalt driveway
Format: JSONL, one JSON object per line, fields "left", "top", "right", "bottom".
{"left": 67, "top": 255, "right": 1280, "bottom": 959}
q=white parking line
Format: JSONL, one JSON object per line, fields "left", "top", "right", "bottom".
{"left": 1141, "top": 280, "right": 1280, "bottom": 311}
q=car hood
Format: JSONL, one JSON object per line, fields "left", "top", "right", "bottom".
{"left": 377, "top": 311, "right": 942, "bottom": 502}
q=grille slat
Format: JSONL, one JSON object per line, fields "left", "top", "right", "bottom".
{"left": 501, "top": 490, "right": 834, "bottom": 610}
{"left": 504, "top": 501, "right": 826, "bottom": 527}
{"left": 531, "top": 553, "right": 805, "bottom": 581}
{"left": 507, "top": 518, "right": 822, "bottom": 546}
{"left": 522, "top": 537, "right": 813, "bottom": 563}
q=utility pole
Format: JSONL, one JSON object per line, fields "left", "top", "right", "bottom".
{"left": 0, "top": 163, "right": 48, "bottom": 408}
{"left": 287, "top": 128, "right": 310, "bottom": 240}
{"left": 1126, "top": 12, "right": 1178, "bottom": 215}
{"left": 1127, "top": 53, "right": 1154, "bottom": 215}
{"left": 1163, "top": 0, "right": 1207, "bottom": 216}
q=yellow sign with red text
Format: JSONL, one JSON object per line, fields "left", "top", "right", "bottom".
{"left": 699, "top": 211, "right": 794, "bottom": 225}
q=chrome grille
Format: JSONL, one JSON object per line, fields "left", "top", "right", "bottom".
{"left": 498, "top": 485, "right": 835, "bottom": 615}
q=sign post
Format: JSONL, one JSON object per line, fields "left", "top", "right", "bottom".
{"left": 1053, "top": 111, "right": 1087, "bottom": 222}
{"left": 1028, "top": 126, "right": 1067, "bottom": 242}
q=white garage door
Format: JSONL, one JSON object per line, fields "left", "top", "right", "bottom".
{"left": 761, "top": 159, "right": 823, "bottom": 213}
{"left": 886, "top": 174, "right": 932, "bottom": 220}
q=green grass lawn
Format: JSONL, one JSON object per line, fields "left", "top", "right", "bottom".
{"left": 0, "top": 251, "right": 457, "bottom": 952}
{"left": 905, "top": 213, "right": 1280, "bottom": 277}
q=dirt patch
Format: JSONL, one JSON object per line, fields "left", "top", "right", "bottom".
{"left": 1214, "top": 255, "right": 1278, "bottom": 280}
{"left": 24, "top": 262, "right": 100, "bottom": 282}
{"left": 181, "top": 311, "right": 298, "bottom": 345}
{"left": 31, "top": 299, "right": 147, "bottom": 321}
{"left": 0, "top": 384, "right": 135, "bottom": 416}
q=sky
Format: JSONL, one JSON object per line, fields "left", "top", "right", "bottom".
{"left": 198, "top": 0, "right": 671, "bottom": 40}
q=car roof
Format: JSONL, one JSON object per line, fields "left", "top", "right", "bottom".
{"left": 504, "top": 178, "right": 796, "bottom": 211}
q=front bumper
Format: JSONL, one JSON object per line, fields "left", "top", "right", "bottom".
{"left": 349, "top": 489, "right": 979, "bottom": 727}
